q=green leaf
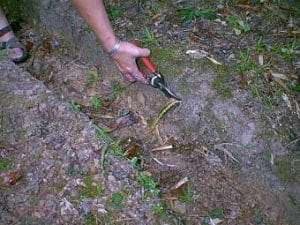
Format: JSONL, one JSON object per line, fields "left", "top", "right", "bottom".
{"left": 292, "top": 84, "right": 300, "bottom": 93}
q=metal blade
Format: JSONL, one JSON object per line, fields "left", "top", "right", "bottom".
{"left": 161, "top": 86, "right": 181, "bottom": 101}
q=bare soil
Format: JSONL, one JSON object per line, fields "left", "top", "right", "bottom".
{"left": 1, "top": 1, "right": 299, "bottom": 225}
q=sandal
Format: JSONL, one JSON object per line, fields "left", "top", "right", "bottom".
{"left": 0, "top": 25, "right": 27, "bottom": 63}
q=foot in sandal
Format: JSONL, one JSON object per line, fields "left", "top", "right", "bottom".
{"left": 0, "top": 8, "right": 27, "bottom": 63}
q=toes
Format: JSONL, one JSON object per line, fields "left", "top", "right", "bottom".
{"left": 7, "top": 48, "right": 25, "bottom": 60}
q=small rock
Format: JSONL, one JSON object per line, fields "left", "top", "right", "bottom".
{"left": 227, "top": 54, "right": 235, "bottom": 60}
{"left": 217, "top": 4, "right": 224, "bottom": 10}
{"left": 60, "top": 198, "right": 78, "bottom": 216}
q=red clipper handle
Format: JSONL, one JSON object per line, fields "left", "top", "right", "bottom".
{"left": 132, "top": 40, "right": 157, "bottom": 74}
{"left": 140, "top": 57, "right": 156, "bottom": 73}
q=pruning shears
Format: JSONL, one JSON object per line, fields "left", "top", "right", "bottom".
{"left": 134, "top": 42, "right": 181, "bottom": 101}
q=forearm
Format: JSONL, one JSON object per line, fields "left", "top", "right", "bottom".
{"left": 72, "top": 0, "right": 116, "bottom": 52}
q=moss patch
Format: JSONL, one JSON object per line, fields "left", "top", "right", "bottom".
{"left": 212, "top": 65, "right": 233, "bottom": 99}
{"left": 80, "top": 176, "right": 104, "bottom": 198}
{"left": 84, "top": 213, "right": 97, "bottom": 225}
{"left": 0, "top": 159, "right": 11, "bottom": 172}
{"left": 274, "top": 154, "right": 300, "bottom": 183}
{"left": 150, "top": 47, "right": 183, "bottom": 79}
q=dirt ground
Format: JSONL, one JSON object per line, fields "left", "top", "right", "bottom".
{"left": 1, "top": 1, "right": 300, "bottom": 225}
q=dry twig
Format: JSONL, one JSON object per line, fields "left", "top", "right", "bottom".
{"left": 152, "top": 145, "right": 173, "bottom": 152}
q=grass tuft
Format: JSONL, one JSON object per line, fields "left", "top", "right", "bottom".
{"left": 178, "top": 184, "right": 193, "bottom": 204}
{"left": 68, "top": 100, "right": 81, "bottom": 112}
{"left": 151, "top": 203, "right": 166, "bottom": 216}
{"left": 227, "top": 15, "right": 251, "bottom": 35}
{"left": 109, "top": 80, "right": 125, "bottom": 100}
{"left": 137, "top": 172, "right": 160, "bottom": 198}
{"left": 90, "top": 96, "right": 103, "bottom": 111}
{"left": 86, "top": 70, "right": 100, "bottom": 87}
{"left": 178, "top": 7, "right": 217, "bottom": 23}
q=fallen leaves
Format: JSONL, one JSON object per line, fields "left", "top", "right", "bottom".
{"left": 270, "top": 71, "right": 289, "bottom": 81}
{"left": 169, "top": 177, "right": 189, "bottom": 192}
{"left": 207, "top": 56, "right": 223, "bottom": 65}
{"left": 0, "top": 170, "right": 22, "bottom": 187}
{"left": 186, "top": 49, "right": 223, "bottom": 65}
{"left": 186, "top": 49, "right": 208, "bottom": 59}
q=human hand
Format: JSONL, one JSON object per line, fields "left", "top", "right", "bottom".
{"left": 112, "top": 41, "right": 150, "bottom": 83}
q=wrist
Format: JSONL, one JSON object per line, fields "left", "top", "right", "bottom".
{"left": 107, "top": 39, "right": 121, "bottom": 57}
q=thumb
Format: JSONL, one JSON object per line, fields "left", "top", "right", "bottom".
{"left": 137, "top": 48, "right": 150, "bottom": 57}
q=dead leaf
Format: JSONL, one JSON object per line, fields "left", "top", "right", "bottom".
{"left": 186, "top": 49, "right": 208, "bottom": 59}
{"left": 282, "top": 93, "right": 292, "bottom": 110}
{"left": 206, "top": 56, "right": 223, "bottom": 65}
{"left": 0, "top": 170, "right": 22, "bottom": 187}
{"left": 270, "top": 153, "right": 274, "bottom": 166}
{"left": 152, "top": 145, "right": 173, "bottom": 152}
{"left": 155, "top": 126, "right": 164, "bottom": 145}
{"left": 209, "top": 218, "right": 223, "bottom": 225}
{"left": 270, "top": 71, "right": 289, "bottom": 80}
{"left": 139, "top": 114, "right": 147, "bottom": 127}
{"left": 170, "top": 177, "right": 189, "bottom": 191}
{"left": 125, "top": 143, "right": 140, "bottom": 159}
{"left": 152, "top": 13, "right": 162, "bottom": 20}
{"left": 258, "top": 54, "right": 264, "bottom": 65}
{"left": 97, "top": 115, "right": 114, "bottom": 119}
{"left": 127, "top": 96, "right": 132, "bottom": 109}
{"left": 274, "top": 78, "right": 290, "bottom": 92}
{"left": 121, "top": 137, "right": 141, "bottom": 159}
{"left": 153, "top": 158, "right": 176, "bottom": 167}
